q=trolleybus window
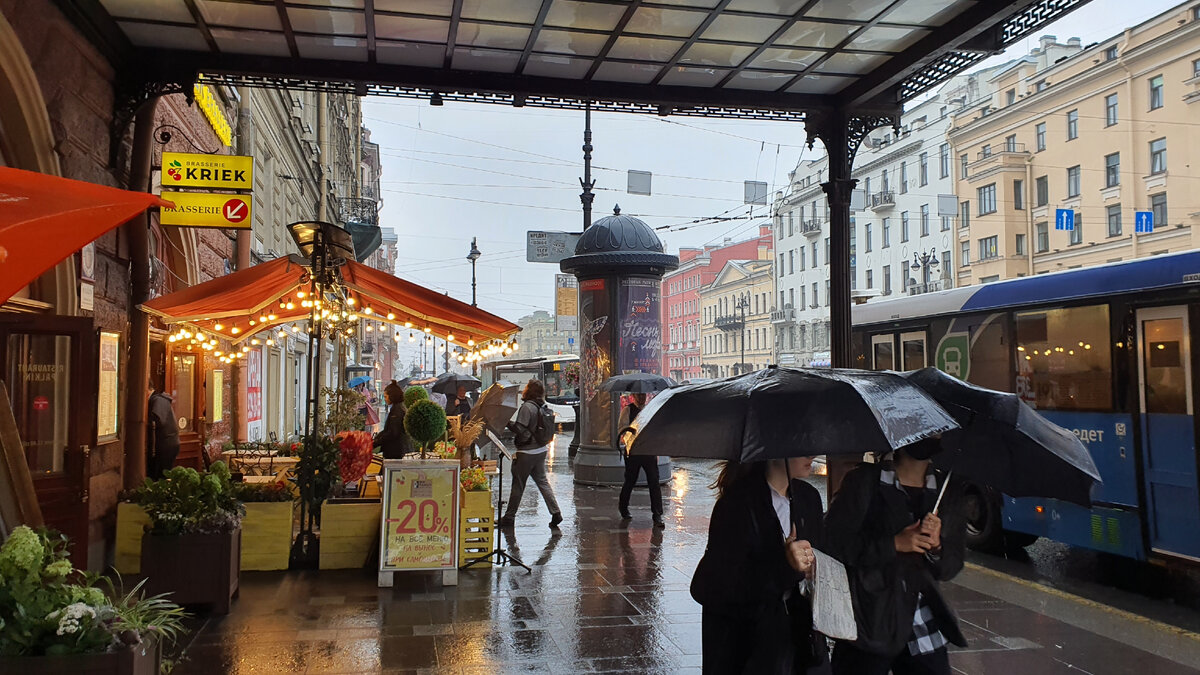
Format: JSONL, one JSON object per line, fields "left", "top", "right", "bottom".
{"left": 1015, "top": 305, "right": 1112, "bottom": 410}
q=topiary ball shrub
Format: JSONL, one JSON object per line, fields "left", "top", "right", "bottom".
{"left": 404, "top": 399, "right": 447, "bottom": 456}
{"left": 403, "top": 385, "right": 429, "bottom": 409}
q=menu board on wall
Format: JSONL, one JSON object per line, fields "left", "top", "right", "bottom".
{"left": 379, "top": 460, "right": 460, "bottom": 572}
{"left": 97, "top": 332, "right": 119, "bottom": 441}
{"left": 618, "top": 277, "right": 661, "bottom": 374}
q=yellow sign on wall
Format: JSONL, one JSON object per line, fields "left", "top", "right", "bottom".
{"left": 162, "top": 152, "right": 252, "bottom": 190}
{"left": 193, "top": 84, "right": 232, "bottom": 146}
{"left": 160, "top": 191, "right": 253, "bottom": 229}
{"left": 380, "top": 460, "right": 460, "bottom": 571}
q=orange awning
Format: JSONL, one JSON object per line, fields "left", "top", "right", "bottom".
{"left": 142, "top": 256, "right": 519, "bottom": 344}
{"left": 0, "top": 167, "right": 173, "bottom": 305}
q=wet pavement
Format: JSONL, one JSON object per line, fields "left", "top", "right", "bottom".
{"left": 174, "top": 438, "right": 1200, "bottom": 674}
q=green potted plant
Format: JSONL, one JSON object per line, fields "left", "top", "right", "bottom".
{"left": 130, "top": 461, "right": 243, "bottom": 614}
{"left": 231, "top": 481, "right": 295, "bottom": 571}
{"left": 0, "top": 526, "right": 187, "bottom": 675}
{"left": 403, "top": 385, "right": 429, "bottom": 409}
{"left": 404, "top": 399, "right": 448, "bottom": 459}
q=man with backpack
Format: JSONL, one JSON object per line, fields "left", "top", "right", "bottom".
{"left": 500, "top": 379, "right": 564, "bottom": 529}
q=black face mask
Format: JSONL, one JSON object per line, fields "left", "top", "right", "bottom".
{"left": 904, "top": 437, "right": 942, "bottom": 461}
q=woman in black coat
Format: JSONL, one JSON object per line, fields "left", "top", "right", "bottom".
{"left": 373, "top": 381, "right": 413, "bottom": 459}
{"left": 691, "top": 456, "right": 830, "bottom": 674}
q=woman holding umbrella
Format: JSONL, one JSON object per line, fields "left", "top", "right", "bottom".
{"left": 690, "top": 456, "right": 829, "bottom": 674}
{"left": 373, "top": 381, "right": 413, "bottom": 459}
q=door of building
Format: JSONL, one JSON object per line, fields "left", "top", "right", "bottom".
{"left": 1135, "top": 306, "right": 1200, "bottom": 560}
{"left": 0, "top": 316, "right": 94, "bottom": 566}
{"left": 168, "top": 351, "right": 203, "bottom": 469}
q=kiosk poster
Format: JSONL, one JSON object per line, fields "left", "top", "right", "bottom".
{"left": 380, "top": 461, "right": 460, "bottom": 571}
{"left": 618, "top": 277, "right": 661, "bottom": 374}
{"left": 578, "top": 278, "right": 612, "bottom": 448}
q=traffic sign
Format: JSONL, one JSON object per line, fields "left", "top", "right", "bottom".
{"left": 160, "top": 191, "right": 254, "bottom": 229}
{"left": 1055, "top": 209, "right": 1075, "bottom": 231}
{"left": 162, "top": 152, "right": 252, "bottom": 190}
{"left": 527, "top": 231, "right": 581, "bottom": 263}
{"left": 1135, "top": 211, "right": 1154, "bottom": 233}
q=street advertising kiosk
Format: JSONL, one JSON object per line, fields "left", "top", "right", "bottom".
{"left": 378, "top": 458, "right": 461, "bottom": 587}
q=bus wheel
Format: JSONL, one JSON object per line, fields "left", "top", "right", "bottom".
{"left": 963, "top": 484, "right": 1003, "bottom": 551}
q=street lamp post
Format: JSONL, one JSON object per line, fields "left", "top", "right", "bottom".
{"left": 467, "top": 238, "right": 482, "bottom": 375}
{"left": 735, "top": 293, "right": 749, "bottom": 376}
{"left": 910, "top": 249, "right": 940, "bottom": 294}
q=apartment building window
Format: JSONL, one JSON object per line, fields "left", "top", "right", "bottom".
{"left": 960, "top": 241, "right": 970, "bottom": 267}
{"left": 960, "top": 154, "right": 968, "bottom": 179}
{"left": 1105, "top": 45, "right": 1118, "bottom": 61}
{"left": 1036, "top": 175, "right": 1048, "bottom": 206}
{"left": 811, "top": 241, "right": 818, "bottom": 267}
{"left": 900, "top": 261, "right": 909, "bottom": 291}
{"left": 799, "top": 247, "right": 806, "bottom": 270}
{"left": 788, "top": 250, "right": 795, "bottom": 274}
{"left": 1013, "top": 179, "right": 1024, "bottom": 210}
{"left": 864, "top": 223, "right": 873, "bottom": 252}
{"left": 1151, "top": 192, "right": 1167, "bottom": 227}
{"left": 1105, "top": 93, "right": 1118, "bottom": 126}
{"left": 1104, "top": 153, "right": 1120, "bottom": 188}
{"left": 920, "top": 204, "right": 930, "bottom": 236}
{"left": 788, "top": 288, "right": 795, "bottom": 309}
{"left": 1005, "top": 134, "right": 1017, "bottom": 152}
{"left": 960, "top": 201, "right": 970, "bottom": 229}
{"left": 824, "top": 237, "right": 830, "bottom": 265}
{"left": 1194, "top": 58, "right": 1200, "bottom": 78}
{"left": 882, "top": 218, "right": 891, "bottom": 247}
{"left": 787, "top": 211, "right": 794, "bottom": 236}
{"left": 978, "top": 236, "right": 998, "bottom": 260}
{"left": 1035, "top": 122, "right": 1046, "bottom": 151}
{"left": 882, "top": 265, "right": 891, "bottom": 294}
{"left": 1066, "top": 109, "right": 1078, "bottom": 140}
{"left": 940, "top": 143, "right": 950, "bottom": 178}
{"left": 1149, "top": 75, "right": 1164, "bottom": 110}
{"left": 811, "top": 282, "right": 819, "bottom": 308}
{"left": 1006, "top": 89, "right": 1016, "bottom": 105}
{"left": 900, "top": 162, "right": 908, "bottom": 193}
{"left": 1150, "top": 138, "right": 1167, "bottom": 174}
{"left": 1067, "top": 165, "right": 1080, "bottom": 198}
{"left": 1195, "top": 6, "right": 1200, "bottom": 19}
{"left": 1036, "top": 222, "right": 1049, "bottom": 252}
{"left": 824, "top": 281, "right": 830, "bottom": 307}
{"left": 977, "top": 184, "right": 997, "bottom": 215}
{"left": 1070, "top": 213, "right": 1082, "bottom": 245}
{"left": 980, "top": 144, "right": 991, "bottom": 158}
{"left": 919, "top": 153, "right": 928, "bottom": 186}
{"left": 1107, "top": 204, "right": 1122, "bottom": 237}
{"left": 777, "top": 254, "right": 784, "bottom": 274}
{"left": 866, "top": 269, "right": 874, "bottom": 289}
{"left": 863, "top": 176, "right": 870, "bottom": 196}
{"left": 1015, "top": 233, "right": 1026, "bottom": 255}
{"left": 1036, "top": 79, "right": 1047, "bottom": 92}
{"left": 901, "top": 211, "right": 910, "bottom": 242}
{"left": 881, "top": 169, "right": 889, "bottom": 192}
{"left": 941, "top": 216, "right": 952, "bottom": 232}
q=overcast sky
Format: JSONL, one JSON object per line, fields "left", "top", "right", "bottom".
{"left": 365, "top": 0, "right": 1176, "bottom": 367}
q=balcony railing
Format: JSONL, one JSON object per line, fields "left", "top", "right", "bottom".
{"left": 869, "top": 191, "right": 895, "bottom": 210}
{"left": 338, "top": 197, "right": 379, "bottom": 226}
{"left": 770, "top": 306, "right": 795, "bottom": 324}
{"left": 714, "top": 315, "right": 744, "bottom": 330}
{"left": 907, "top": 278, "right": 953, "bottom": 295}
{"left": 801, "top": 220, "right": 822, "bottom": 236}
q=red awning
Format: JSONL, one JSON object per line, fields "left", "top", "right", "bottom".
{"left": 142, "top": 256, "right": 519, "bottom": 344}
{"left": 0, "top": 167, "right": 173, "bottom": 304}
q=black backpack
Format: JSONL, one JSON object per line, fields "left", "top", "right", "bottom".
{"left": 530, "top": 401, "right": 557, "bottom": 447}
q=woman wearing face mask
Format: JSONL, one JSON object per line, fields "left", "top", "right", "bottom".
{"left": 824, "top": 437, "right": 967, "bottom": 675}
{"left": 690, "top": 456, "right": 830, "bottom": 674}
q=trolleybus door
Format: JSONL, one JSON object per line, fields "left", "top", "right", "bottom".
{"left": 871, "top": 334, "right": 896, "bottom": 371}
{"left": 1136, "top": 306, "right": 1200, "bottom": 560}
{"left": 900, "top": 331, "right": 927, "bottom": 370}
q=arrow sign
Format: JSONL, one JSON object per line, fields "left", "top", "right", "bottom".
{"left": 1135, "top": 211, "right": 1153, "bottom": 233}
{"left": 223, "top": 198, "right": 248, "bottom": 224}
{"left": 1055, "top": 208, "right": 1074, "bottom": 231}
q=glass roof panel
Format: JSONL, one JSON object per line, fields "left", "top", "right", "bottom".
{"left": 210, "top": 28, "right": 291, "bottom": 56}
{"left": 726, "top": 0, "right": 810, "bottom": 13}
{"left": 775, "top": 20, "right": 858, "bottom": 49}
{"left": 593, "top": 61, "right": 662, "bottom": 84}
{"left": 680, "top": 42, "right": 757, "bottom": 68}
{"left": 457, "top": 22, "right": 531, "bottom": 50}
{"left": 654, "top": 0, "right": 722, "bottom": 8}
{"left": 197, "top": 1, "right": 282, "bottom": 31}
{"left": 286, "top": 7, "right": 365, "bottom": 36}
{"left": 848, "top": 25, "right": 929, "bottom": 52}
{"left": 804, "top": 0, "right": 890, "bottom": 22}
{"left": 749, "top": 47, "right": 823, "bottom": 72}
{"left": 883, "top": 0, "right": 967, "bottom": 26}
{"left": 117, "top": 21, "right": 209, "bottom": 50}
{"left": 786, "top": 73, "right": 853, "bottom": 94}
{"left": 533, "top": 29, "right": 610, "bottom": 57}
{"left": 702, "top": 14, "right": 787, "bottom": 43}
{"left": 812, "top": 51, "right": 890, "bottom": 75}
{"left": 461, "top": 0, "right": 540, "bottom": 24}
{"left": 374, "top": 0, "right": 452, "bottom": 15}
{"left": 289, "top": 0, "right": 363, "bottom": 8}
{"left": 658, "top": 65, "right": 730, "bottom": 87}
{"left": 725, "top": 70, "right": 793, "bottom": 91}
{"left": 544, "top": 0, "right": 626, "bottom": 31}
{"left": 608, "top": 36, "right": 686, "bottom": 63}
{"left": 522, "top": 54, "right": 594, "bottom": 79}
{"left": 101, "top": 0, "right": 193, "bottom": 23}
{"left": 626, "top": 7, "right": 709, "bottom": 38}
{"left": 376, "top": 40, "right": 445, "bottom": 66}
{"left": 452, "top": 48, "right": 522, "bottom": 73}
{"left": 295, "top": 35, "right": 368, "bottom": 60}
{"left": 375, "top": 15, "right": 449, "bottom": 42}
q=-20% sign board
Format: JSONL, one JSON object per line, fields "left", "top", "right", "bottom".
{"left": 388, "top": 498, "right": 451, "bottom": 535}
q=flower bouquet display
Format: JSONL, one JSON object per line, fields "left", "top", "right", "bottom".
{"left": 336, "top": 431, "right": 374, "bottom": 485}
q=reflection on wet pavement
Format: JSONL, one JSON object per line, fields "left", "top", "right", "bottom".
{"left": 173, "top": 445, "right": 1197, "bottom": 674}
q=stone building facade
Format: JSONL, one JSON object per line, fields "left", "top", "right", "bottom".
{"left": 700, "top": 259, "right": 774, "bottom": 378}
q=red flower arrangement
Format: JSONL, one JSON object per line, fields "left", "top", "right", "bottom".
{"left": 336, "top": 430, "right": 374, "bottom": 484}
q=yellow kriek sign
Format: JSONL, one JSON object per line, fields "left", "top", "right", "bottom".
{"left": 162, "top": 152, "right": 253, "bottom": 190}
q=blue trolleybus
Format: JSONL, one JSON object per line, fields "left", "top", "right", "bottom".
{"left": 852, "top": 250, "right": 1200, "bottom": 564}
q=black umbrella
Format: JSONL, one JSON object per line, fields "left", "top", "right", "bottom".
{"left": 599, "top": 372, "right": 676, "bottom": 394}
{"left": 432, "top": 372, "right": 482, "bottom": 395}
{"left": 627, "top": 366, "right": 958, "bottom": 461}
{"left": 900, "top": 367, "right": 1102, "bottom": 507}
{"left": 470, "top": 381, "right": 521, "bottom": 434}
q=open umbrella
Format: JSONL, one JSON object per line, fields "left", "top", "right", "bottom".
{"left": 600, "top": 372, "right": 676, "bottom": 394}
{"left": 432, "top": 372, "right": 482, "bottom": 395}
{"left": 470, "top": 381, "right": 521, "bottom": 434}
{"left": 627, "top": 366, "right": 958, "bottom": 461}
{"left": 900, "top": 367, "right": 1102, "bottom": 507}
{"left": 347, "top": 375, "right": 370, "bottom": 388}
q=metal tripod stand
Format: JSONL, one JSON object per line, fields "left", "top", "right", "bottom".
{"left": 460, "top": 444, "right": 530, "bottom": 572}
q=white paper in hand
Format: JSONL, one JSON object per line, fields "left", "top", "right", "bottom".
{"left": 811, "top": 549, "right": 858, "bottom": 641}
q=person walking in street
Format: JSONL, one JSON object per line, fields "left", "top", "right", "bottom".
{"left": 823, "top": 437, "right": 967, "bottom": 675}
{"left": 618, "top": 393, "right": 664, "bottom": 527}
{"left": 147, "top": 379, "right": 180, "bottom": 480}
{"left": 445, "top": 384, "right": 472, "bottom": 418}
{"left": 374, "top": 381, "right": 413, "bottom": 459}
{"left": 690, "top": 456, "right": 830, "bottom": 674}
{"left": 500, "top": 379, "right": 563, "bottom": 529}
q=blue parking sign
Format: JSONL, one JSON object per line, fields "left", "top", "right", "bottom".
{"left": 1055, "top": 209, "right": 1075, "bottom": 231}
{"left": 1135, "top": 211, "right": 1153, "bottom": 233}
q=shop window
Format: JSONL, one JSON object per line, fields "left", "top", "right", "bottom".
{"left": 1015, "top": 305, "right": 1112, "bottom": 410}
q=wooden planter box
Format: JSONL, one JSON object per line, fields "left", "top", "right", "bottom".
{"left": 241, "top": 501, "right": 295, "bottom": 571}
{"left": 0, "top": 641, "right": 159, "bottom": 675}
{"left": 318, "top": 498, "right": 381, "bottom": 570}
{"left": 459, "top": 489, "right": 494, "bottom": 568}
{"left": 141, "top": 529, "right": 240, "bottom": 614}
{"left": 113, "top": 503, "right": 151, "bottom": 575}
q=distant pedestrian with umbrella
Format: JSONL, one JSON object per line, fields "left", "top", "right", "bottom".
{"left": 434, "top": 373, "right": 480, "bottom": 418}
{"left": 824, "top": 437, "right": 967, "bottom": 675}
{"left": 604, "top": 372, "right": 674, "bottom": 526}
